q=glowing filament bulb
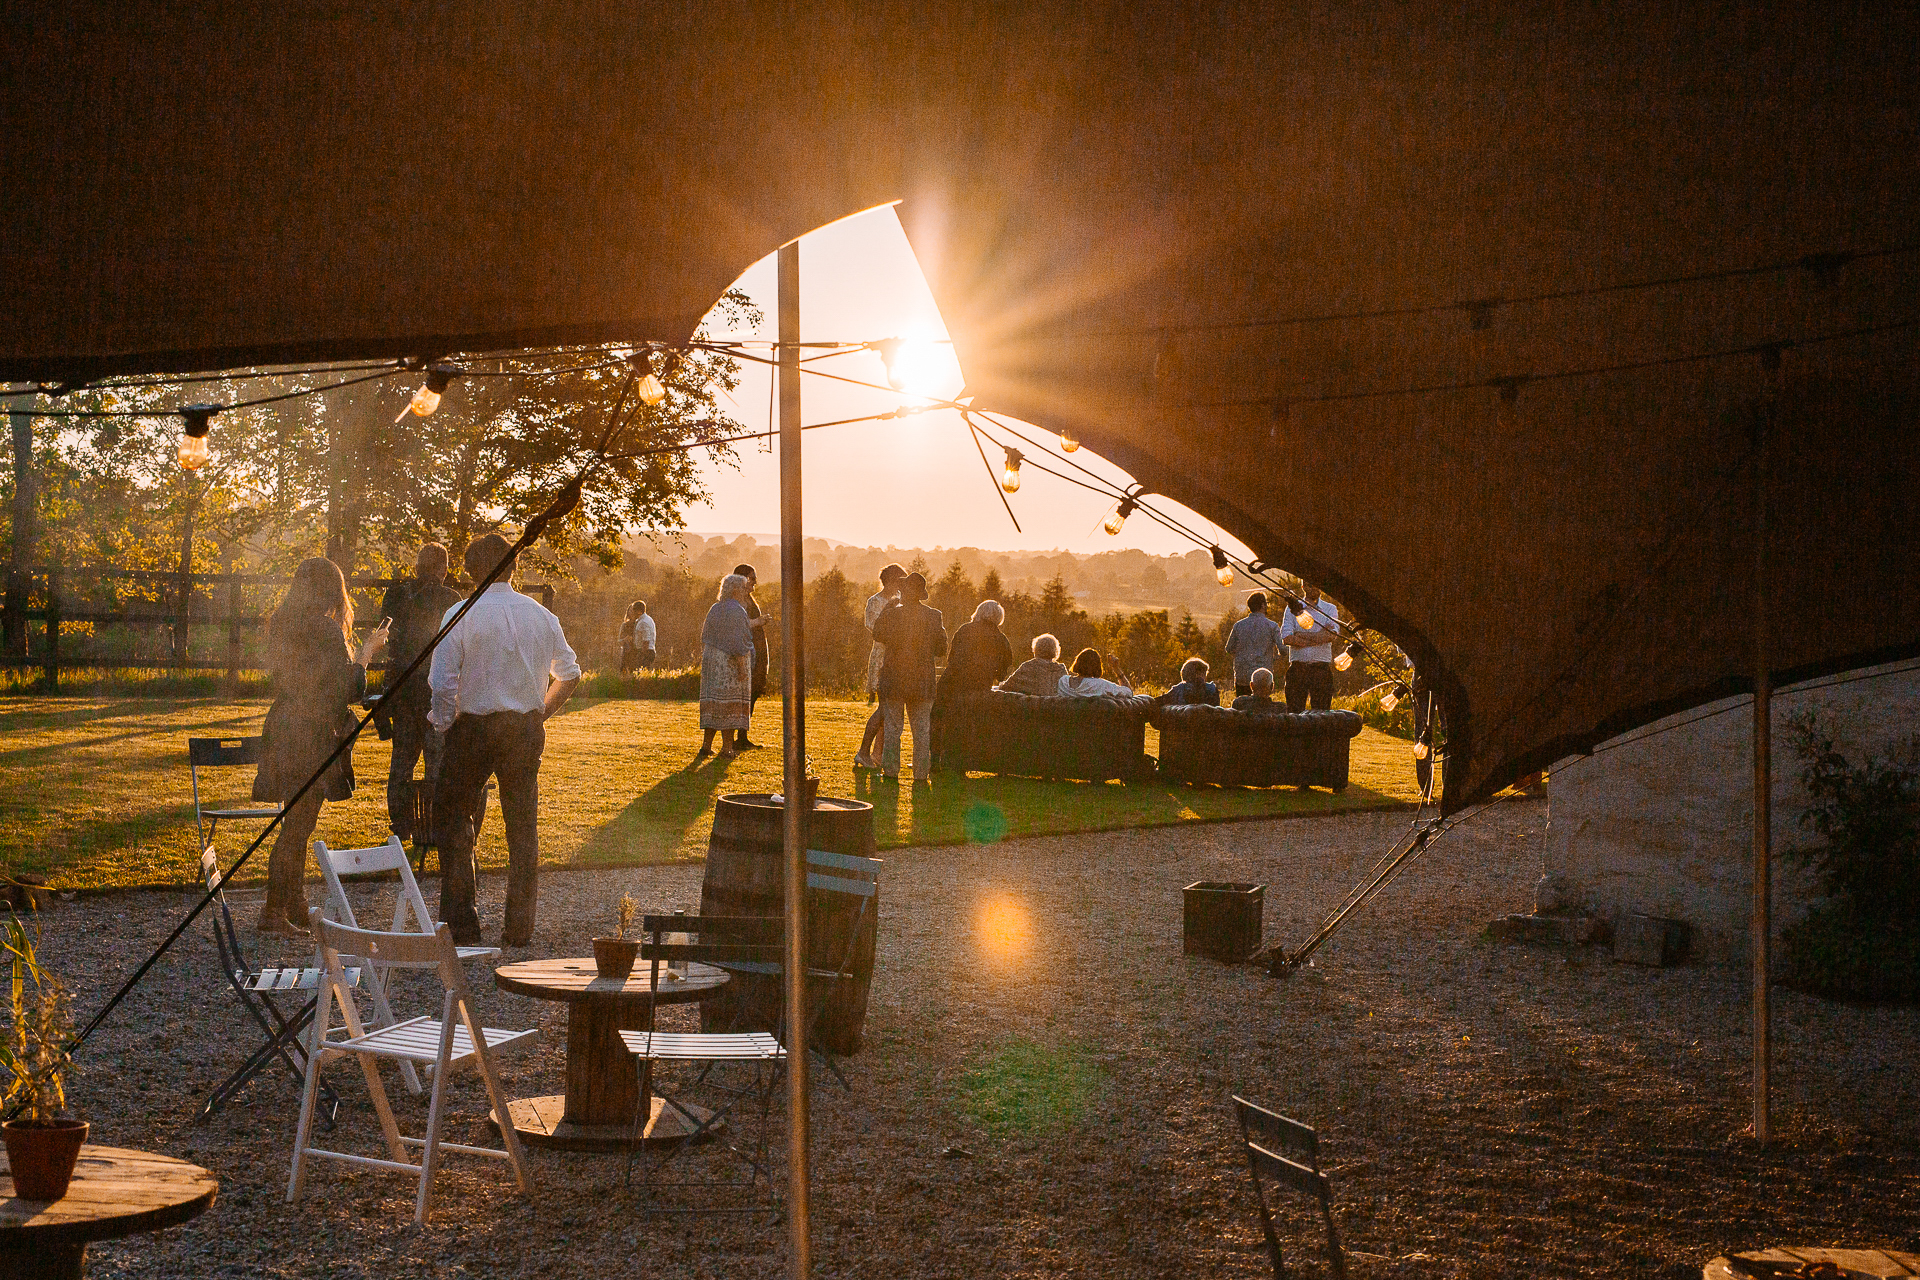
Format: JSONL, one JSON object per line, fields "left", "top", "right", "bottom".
{"left": 637, "top": 372, "right": 666, "bottom": 406}
{"left": 1059, "top": 428, "right": 1080, "bottom": 452}
{"left": 1000, "top": 448, "right": 1023, "bottom": 493}
{"left": 1412, "top": 738, "right": 1430, "bottom": 761}
{"left": 1103, "top": 497, "right": 1136, "bottom": 536}
{"left": 1380, "top": 682, "right": 1410, "bottom": 714}
{"left": 397, "top": 364, "right": 460, "bottom": 422}
{"left": 1334, "top": 646, "right": 1355, "bottom": 673}
{"left": 1211, "top": 546, "right": 1235, "bottom": 587}
{"left": 1288, "top": 597, "right": 1315, "bottom": 629}
{"left": 177, "top": 403, "right": 219, "bottom": 472}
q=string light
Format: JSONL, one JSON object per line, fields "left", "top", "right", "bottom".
{"left": 1412, "top": 736, "right": 1431, "bottom": 761}
{"left": 1380, "top": 682, "right": 1410, "bottom": 714}
{"left": 399, "top": 364, "right": 460, "bottom": 422}
{"left": 1211, "top": 545, "right": 1235, "bottom": 587}
{"left": 1335, "top": 642, "right": 1358, "bottom": 672}
{"left": 177, "top": 403, "right": 219, "bottom": 471}
{"left": 999, "top": 447, "right": 1023, "bottom": 494}
{"left": 1287, "top": 596, "right": 1315, "bottom": 629}
{"left": 1103, "top": 497, "right": 1137, "bottom": 536}
{"left": 1058, "top": 427, "right": 1080, "bottom": 452}
{"left": 628, "top": 350, "right": 667, "bottom": 406}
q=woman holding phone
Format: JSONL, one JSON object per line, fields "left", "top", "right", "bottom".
{"left": 249, "top": 556, "right": 389, "bottom": 934}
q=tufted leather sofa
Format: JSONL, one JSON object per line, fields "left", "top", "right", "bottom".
{"left": 938, "top": 689, "right": 1159, "bottom": 782}
{"left": 1151, "top": 705, "right": 1363, "bottom": 789}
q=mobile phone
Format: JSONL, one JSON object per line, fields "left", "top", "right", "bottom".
{"left": 377, "top": 616, "right": 392, "bottom": 629}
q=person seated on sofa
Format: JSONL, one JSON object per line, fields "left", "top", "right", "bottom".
{"left": 1059, "top": 648, "right": 1134, "bottom": 698}
{"left": 997, "top": 633, "right": 1070, "bottom": 695}
{"left": 1231, "top": 666, "right": 1280, "bottom": 711}
{"left": 1154, "top": 657, "right": 1220, "bottom": 707}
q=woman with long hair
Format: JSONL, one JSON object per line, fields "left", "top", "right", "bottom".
{"left": 249, "top": 557, "right": 388, "bottom": 934}
{"left": 696, "top": 574, "right": 755, "bottom": 760}
{"left": 1058, "top": 647, "right": 1134, "bottom": 698}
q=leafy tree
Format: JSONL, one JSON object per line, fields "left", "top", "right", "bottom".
{"left": 929, "top": 559, "right": 977, "bottom": 627}
{"left": 979, "top": 567, "right": 1005, "bottom": 605}
{"left": 803, "top": 567, "right": 869, "bottom": 693}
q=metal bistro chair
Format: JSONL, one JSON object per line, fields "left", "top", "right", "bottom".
{"left": 314, "top": 836, "right": 499, "bottom": 1095}
{"left": 622, "top": 914, "right": 787, "bottom": 1217}
{"left": 198, "top": 849, "right": 358, "bottom": 1126}
{"left": 187, "top": 737, "right": 283, "bottom": 852}
{"left": 707, "top": 848, "right": 881, "bottom": 1096}
{"left": 1231, "top": 1095, "right": 1346, "bottom": 1280}
{"left": 289, "top": 913, "right": 537, "bottom": 1225}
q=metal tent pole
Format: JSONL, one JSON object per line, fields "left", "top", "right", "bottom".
{"left": 777, "top": 238, "right": 812, "bottom": 1277}
{"left": 1752, "top": 371, "right": 1775, "bottom": 1145}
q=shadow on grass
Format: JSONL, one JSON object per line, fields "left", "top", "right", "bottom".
{"left": 572, "top": 752, "right": 735, "bottom": 866}
{"left": 0, "top": 701, "right": 263, "bottom": 767}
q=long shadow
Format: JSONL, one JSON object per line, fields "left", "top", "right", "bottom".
{"left": 572, "top": 752, "right": 735, "bottom": 865}
{"left": 0, "top": 705, "right": 263, "bottom": 768}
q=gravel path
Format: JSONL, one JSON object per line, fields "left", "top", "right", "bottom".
{"left": 42, "top": 798, "right": 1920, "bottom": 1278}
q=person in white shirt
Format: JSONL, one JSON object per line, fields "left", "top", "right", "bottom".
{"left": 619, "top": 599, "right": 657, "bottom": 672}
{"left": 1280, "top": 586, "right": 1340, "bottom": 713}
{"left": 429, "top": 533, "right": 581, "bottom": 946}
{"left": 1058, "top": 647, "right": 1134, "bottom": 698}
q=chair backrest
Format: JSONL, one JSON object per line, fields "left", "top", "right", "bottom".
{"left": 805, "top": 848, "right": 881, "bottom": 901}
{"left": 189, "top": 736, "right": 264, "bottom": 768}
{"left": 201, "top": 847, "right": 248, "bottom": 979}
{"left": 1231, "top": 1096, "right": 1345, "bottom": 1280}
{"left": 313, "top": 913, "right": 460, "bottom": 975}
{"left": 315, "top": 836, "right": 435, "bottom": 937}
{"left": 639, "top": 914, "right": 784, "bottom": 967}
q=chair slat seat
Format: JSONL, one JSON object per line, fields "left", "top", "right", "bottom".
{"left": 203, "top": 806, "right": 284, "bottom": 819}
{"left": 325, "top": 1016, "right": 537, "bottom": 1065}
{"left": 620, "top": 1030, "right": 784, "bottom": 1062}
{"left": 241, "top": 966, "right": 361, "bottom": 993}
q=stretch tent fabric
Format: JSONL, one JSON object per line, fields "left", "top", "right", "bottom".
{"left": 5, "top": 2, "right": 1917, "bottom": 813}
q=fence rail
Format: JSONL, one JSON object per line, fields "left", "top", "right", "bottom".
{"left": 0, "top": 565, "right": 554, "bottom": 692}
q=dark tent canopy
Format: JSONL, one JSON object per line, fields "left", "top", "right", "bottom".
{"left": 6, "top": 2, "right": 1916, "bottom": 812}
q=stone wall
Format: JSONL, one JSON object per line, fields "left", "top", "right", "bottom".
{"left": 1545, "top": 659, "right": 1920, "bottom": 964}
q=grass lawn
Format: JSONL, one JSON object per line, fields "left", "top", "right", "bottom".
{"left": 0, "top": 695, "right": 1425, "bottom": 890}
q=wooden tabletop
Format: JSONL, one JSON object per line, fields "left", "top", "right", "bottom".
{"left": 494, "top": 958, "right": 728, "bottom": 1006}
{"left": 1704, "top": 1247, "right": 1920, "bottom": 1279}
{"left": 0, "top": 1145, "right": 217, "bottom": 1248}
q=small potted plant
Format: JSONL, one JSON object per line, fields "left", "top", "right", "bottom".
{"left": 1, "top": 917, "right": 87, "bottom": 1200}
{"left": 593, "top": 894, "right": 640, "bottom": 981}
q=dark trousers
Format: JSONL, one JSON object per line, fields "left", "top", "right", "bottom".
{"left": 435, "top": 710, "right": 545, "bottom": 944}
{"left": 384, "top": 697, "right": 442, "bottom": 839}
{"left": 1285, "top": 661, "right": 1334, "bottom": 713}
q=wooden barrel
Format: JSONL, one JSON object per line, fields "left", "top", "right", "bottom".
{"left": 701, "top": 793, "right": 879, "bottom": 1056}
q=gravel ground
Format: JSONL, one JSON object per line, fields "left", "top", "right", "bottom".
{"left": 43, "top": 797, "right": 1920, "bottom": 1278}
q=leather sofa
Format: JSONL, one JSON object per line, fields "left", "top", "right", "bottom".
{"left": 938, "top": 690, "right": 1158, "bottom": 782}
{"left": 1151, "top": 705, "right": 1363, "bottom": 789}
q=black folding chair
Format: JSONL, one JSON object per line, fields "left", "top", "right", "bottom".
{"left": 1231, "top": 1095, "right": 1346, "bottom": 1280}
{"left": 622, "top": 914, "right": 787, "bottom": 1217}
{"left": 197, "top": 850, "right": 358, "bottom": 1126}
{"left": 187, "top": 737, "right": 282, "bottom": 852}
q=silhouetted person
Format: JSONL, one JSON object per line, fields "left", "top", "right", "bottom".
{"left": 1226, "top": 592, "right": 1284, "bottom": 698}
{"left": 1154, "top": 657, "right": 1221, "bottom": 707}
{"left": 1232, "top": 667, "right": 1279, "bottom": 711}
{"left": 381, "top": 542, "right": 460, "bottom": 841}
{"left": 871, "top": 571, "right": 946, "bottom": 784}
{"left": 997, "top": 633, "right": 1069, "bottom": 695}
{"left": 1281, "top": 586, "right": 1339, "bottom": 713}
{"left": 733, "top": 563, "right": 768, "bottom": 750}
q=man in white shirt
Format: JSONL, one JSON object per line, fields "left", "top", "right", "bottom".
{"left": 429, "top": 533, "right": 582, "bottom": 946}
{"left": 1280, "top": 586, "right": 1340, "bottom": 713}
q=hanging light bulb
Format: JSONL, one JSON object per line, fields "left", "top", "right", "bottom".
{"left": 1287, "top": 596, "right": 1315, "bottom": 629}
{"left": 627, "top": 349, "right": 666, "bottom": 405}
{"left": 1334, "top": 642, "right": 1357, "bottom": 673}
{"left": 1210, "top": 546, "right": 1235, "bottom": 587}
{"left": 397, "top": 364, "right": 460, "bottom": 422}
{"left": 1000, "top": 447, "right": 1023, "bottom": 494}
{"left": 177, "top": 403, "right": 220, "bottom": 471}
{"left": 1380, "top": 681, "right": 1410, "bottom": 714}
{"left": 1412, "top": 737, "right": 1430, "bottom": 761}
{"left": 1058, "top": 427, "right": 1080, "bottom": 452}
{"left": 1103, "top": 497, "right": 1137, "bottom": 536}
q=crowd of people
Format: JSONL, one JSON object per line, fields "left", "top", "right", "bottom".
{"left": 244, "top": 543, "right": 1351, "bottom": 942}
{"left": 689, "top": 567, "right": 1348, "bottom": 786}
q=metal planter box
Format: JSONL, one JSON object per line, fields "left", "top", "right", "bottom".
{"left": 1183, "top": 881, "right": 1265, "bottom": 962}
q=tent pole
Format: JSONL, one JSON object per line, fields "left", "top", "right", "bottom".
{"left": 1752, "top": 392, "right": 1772, "bottom": 1145}
{"left": 777, "top": 238, "right": 812, "bottom": 1277}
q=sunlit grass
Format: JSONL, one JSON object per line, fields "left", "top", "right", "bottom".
{"left": 0, "top": 695, "right": 1423, "bottom": 889}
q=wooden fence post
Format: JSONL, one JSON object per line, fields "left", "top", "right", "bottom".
{"left": 226, "top": 576, "right": 242, "bottom": 694}
{"left": 43, "top": 569, "right": 59, "bottom": 692}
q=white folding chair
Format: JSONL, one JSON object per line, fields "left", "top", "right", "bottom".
{"left": 289, "top": 913, "right": 537, "bottom": 1225}
{"left": 187, "top": 736, "right": 282, "bottom": 851}
{"left": 314, "top": 836, "right": 498, "bottom": 1094}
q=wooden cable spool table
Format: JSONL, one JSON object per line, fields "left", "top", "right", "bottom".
{"left": 493, "top": 957, "right": 729, "bottom": 1151}
{"left": 1704, "top": 1247, "right": 1920, "bottom": 1279}
{"left": 0, "top": 1145, "right": 217, "bottom": 1279}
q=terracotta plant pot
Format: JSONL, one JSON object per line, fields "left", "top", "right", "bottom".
{"left": 3, "top": 1118, "right": 88, "bottom": 1200}
{"left": 592, "top": 937, "right": 639, "bottom": 981}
